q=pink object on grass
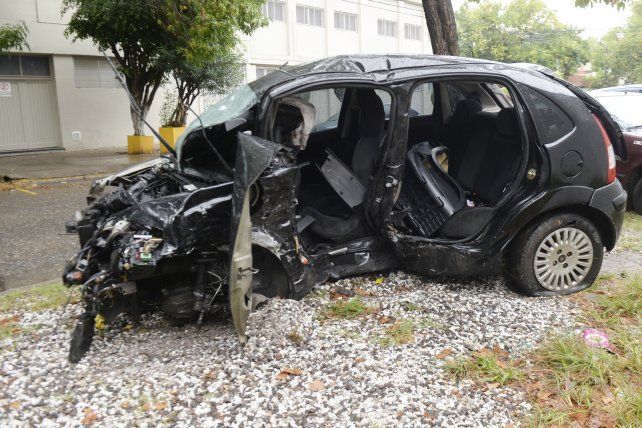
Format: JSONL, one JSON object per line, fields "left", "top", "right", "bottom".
{"left": 582, "top": 328, "right": 610, "bottom": 348}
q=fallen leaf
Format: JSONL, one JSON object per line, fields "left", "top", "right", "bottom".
{"left": 355, "top": 288, "right": 374, "bottom": 297}
{"left": 378, "top": 316, "right": 394, "bottom": 324}
{"left": 9, "top": 401, "right": 20, "bottom": 409}
{"left": 354, "top": 357, "right": 365, "bottom": 363}
{"left": 536, "top": 390, "right": 554, "bottom": 401}
{"left": 571, "top": 412, "right": 589, "bottom": 424}
{"left": 308, "top": 380, "right": 325, "bottom": 391}
{"left": 81, "top": 408, "right": 99, "bottom": 425}
{"left": 436, "top": 348, "right": 453, "bottom": 359}
{"left": 276, "top": 367, "right": 303, "bottom": 380}
{"left": 374, "top": 278, "right": 384, "bottom": 284}
{"left": 154, "top": 401, "right": 167, "bottom": 411}
{"left": 120, "top": 402, "right": 130, "bottom": 409}
{"left": 0, "top": 315, "right": 20, "bottom": 326}
{"left": 486, "top": 382, "right": 501, "bottom": 389}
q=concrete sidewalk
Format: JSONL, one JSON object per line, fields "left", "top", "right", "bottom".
{"left": 0, "top": 149, "right": 158, "bottom": 180}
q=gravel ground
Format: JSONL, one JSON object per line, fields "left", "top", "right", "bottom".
{"left": 0, "top": 272, "right": 581, "bottom": 427}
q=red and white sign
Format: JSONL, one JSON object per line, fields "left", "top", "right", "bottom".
{"left": 0, "top": 82, "right": 11, "bottom": 97}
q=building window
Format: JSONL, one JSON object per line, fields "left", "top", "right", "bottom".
{"left": 377, "top": 19, "right": 396, "bottom": 37}
{"left": 256, "top": 66, "right": 278, "bottom": 79}
{"left": 74, "top": 57, "right": 121, "bottom": 89}
{"left": 262, "top": 1, "right": 286, "bottom": 22}
{"left": 296, "top": 5, "right": 324, "bottom": 27}
{"left": 404, "top": 23, "right": 422, "bottom": 40}
{"left": 0, "top": 55, "right": 51, "bottom": 77}
{"left": 334, "top": 11, "right": 357, "bottom": 31}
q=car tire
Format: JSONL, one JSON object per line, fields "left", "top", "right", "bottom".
{"left": 504, "top": 213, "right": 603, "bottom": 296}
{"left": 632, "top": 179, "right": 642, "bottom": 215}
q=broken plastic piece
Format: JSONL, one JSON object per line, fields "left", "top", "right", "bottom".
{"left": 582, "top": 328, "right": 610, "bottom": 348}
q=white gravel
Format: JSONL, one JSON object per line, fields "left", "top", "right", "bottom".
{"left": 0, "top": 272, "right": 581, "bottom": 426}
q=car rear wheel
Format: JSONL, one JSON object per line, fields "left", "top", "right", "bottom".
{"left": 504, "top": 213, "right": 603, "bottom": 296}
{"left": 632, "top": 179, "right": 642, "bottom": 215}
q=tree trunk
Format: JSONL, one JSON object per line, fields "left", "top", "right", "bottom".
{"left": 130, "top": 105, "right": 145, "bottom": 136}
{"left": 422, "top": 0, "right": 459, "bottom": 56}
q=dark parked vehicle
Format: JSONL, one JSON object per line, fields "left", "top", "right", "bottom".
{"left": 63, "top": 55, "right": 627, "bottom": 361}
{"left": 589, "top": 91, "right": 642, "bottom": 213}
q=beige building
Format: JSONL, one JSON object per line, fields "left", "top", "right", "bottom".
{"left": 0, "top": 0, "right": 431, "bottom": 154}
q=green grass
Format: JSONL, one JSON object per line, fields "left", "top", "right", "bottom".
{"left": 378, "top": 320, "right": 415, "bottom": 346}
{"left": 446, "top": 351, "right": 524, "bottom": 386}
{"left": 526, "top": 405, "right": 571, "bottom": 427}
{"left": 537, "top": 334, "right": 620, "bottom": 389}
{"left": 323, "top": 297, "right": 374, "bottom": 319}
{"left": 0, "top": 283, "right": 70, "bottom": 313}
{"left": 618, "top": 212, "right": 642, "bottom": 252}
{"left": 518, "top": 274, "right": 642, "bottom": 426}
{"left": 613, "top": 386, "right": 642, "bottom": 427}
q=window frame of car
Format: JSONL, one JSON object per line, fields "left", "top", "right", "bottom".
{"left": 257, "top": 75, "right": 396, "bottom": 142}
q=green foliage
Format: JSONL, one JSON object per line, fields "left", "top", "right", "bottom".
{"left": 0, "top": 22, "right": 29, "bottom": 53}
{"left": 446, "top": 351, "right": 524, "bottom": 385}
{"left": 323, "top": 298, "right": 374, "bottom": 319}
{"left": 456, "top": 0, "right": 590, "bottom": 77}
{"left": 575, "top": 0, "right": 630, "bottom": 10}
{"left": 587, "top": 1, "right": 642, "bottom": 88}
{"left": 63, "top": 0, "right": 264, "bottom": 134}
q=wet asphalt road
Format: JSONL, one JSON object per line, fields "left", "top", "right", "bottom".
{"left": 0, "top": 180, "right": 90, "bottom": 291}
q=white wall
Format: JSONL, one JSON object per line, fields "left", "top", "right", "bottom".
{"left": 243, "top": 0, "right": 432, "bottom": 80}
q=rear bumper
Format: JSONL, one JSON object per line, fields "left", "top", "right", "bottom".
{"left": 589, "top": 179, "right": 627, "bottom": 249}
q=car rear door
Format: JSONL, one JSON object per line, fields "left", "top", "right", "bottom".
{"left": 228, "top": 133, "right": 280, "bottom": 344}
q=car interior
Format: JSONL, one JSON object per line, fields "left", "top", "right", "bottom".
{"left": 269, "top": 80, "right": 525, "bottom": 248}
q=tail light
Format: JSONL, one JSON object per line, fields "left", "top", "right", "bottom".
{"left": 592, "top": 114, "right": 616, "bottom": 184}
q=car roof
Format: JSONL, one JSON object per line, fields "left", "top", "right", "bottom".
{"left": 283, "top": 54, "right": 499, "bottom": 76}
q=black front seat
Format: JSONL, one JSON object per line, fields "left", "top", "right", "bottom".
{"left": 301, "top": 88, "right": 386, "bottom": 242}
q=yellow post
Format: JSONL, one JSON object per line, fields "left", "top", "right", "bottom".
{"left": 159, "top": 127, "right": 186, "bottom": 154}
{"left": 127, "top": 135, "right": 155, "bottom": 154}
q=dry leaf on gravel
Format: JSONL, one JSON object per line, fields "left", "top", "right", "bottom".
{"left": 354, "top": 357, "right": 365, "bottom": 363}
{"left": 154, "top": 402, "right": 167, "bottom": 411}
{"left": 276, "top": 367, "right": 302, "bottom": 380}
{"left": 308, "top": 380, "right": 325, "bottom": 391}
{"left": 536, "top": 390, "right": 554, "bottom": 401}
{"left": 378, "top": 316, "right": 394, "bottom": 324}
{"left": 436, "top": 348, "right": 453, "bottom": 359}
{"left": 81, "top": 409, "right": 99, "bottom": 425}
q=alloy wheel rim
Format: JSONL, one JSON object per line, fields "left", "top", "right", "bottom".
{"left": 533, "top": 227, "right": 594, "bottom": 291}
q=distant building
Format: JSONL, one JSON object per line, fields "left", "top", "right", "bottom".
{"left": 566, "top": 64, "right": 593, "bottom": 89}
{"left": 0, "top": 0, "right": 431, "bottom": 154}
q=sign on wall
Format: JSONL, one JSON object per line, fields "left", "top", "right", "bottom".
{"left": 0, "top": 82, "right": 11, "bottom": 97}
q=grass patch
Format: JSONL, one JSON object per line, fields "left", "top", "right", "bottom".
{"left": 517, "top": 275, "right": 642, "bottom": 426}
{"left": 527, "top": 405, "right": 572, "bottom": 427}
{"left": 0, "top": 315, "right": 21, "bottom": 340}
{"left": 618, "top": 212, "right": 642, "bottom": 252}
{"left": 0, "top": 283, "right": 71, "bottom": 313}
{"left": 446, "top": 349, "right": 524, "bottom": 386}
{"left": 322, "top": 297, "right": 375, "bottom": 319}
{"left": 537, "top": 334, "right": 620, "bottom": 388}
{"left": 378, "top": 320, "right": 415, "bottom": 346}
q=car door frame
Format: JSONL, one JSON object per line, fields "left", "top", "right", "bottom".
{"left": 382, "top": 72, "right": 540, "bottom": 277}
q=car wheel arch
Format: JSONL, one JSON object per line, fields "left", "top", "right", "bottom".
{"left": 505, "top": 205, "right": 616, "bottom": 253}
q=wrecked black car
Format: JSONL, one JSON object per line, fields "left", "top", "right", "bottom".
{"left": 63, "top": 55, "right": 627, "bottom": 362}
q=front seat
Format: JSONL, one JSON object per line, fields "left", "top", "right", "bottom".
{"left": 301, "top": 88, "right": 386, "bottom": 242}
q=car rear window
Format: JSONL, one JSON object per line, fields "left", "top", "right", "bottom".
{"left": 519, "top": 84, "right": 574, "bottom": 144}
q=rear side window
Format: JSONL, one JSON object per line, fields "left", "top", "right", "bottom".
{"left": 519, "top": 85, "right": 574, "bottom": 144}
{"left": 410, "top": 82, "right": 435, "bottom": 116}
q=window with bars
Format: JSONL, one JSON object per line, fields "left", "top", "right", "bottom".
{"left": 334, "top": 11, "right": 357, "bottom": 31}
{"left": 262, "top": 0, "right": 286, "bottom": 22}
{"left": 296, "top": 5, "right": 324, "bottom": 27}
{"left": 404, "top": 23, "right": 422, "bottom": 40}
{"left": 377, "top": 19, "right": 396, "bottom": 37}
{"left": 73, "top": 57, "right": 121, "bottom": 89}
